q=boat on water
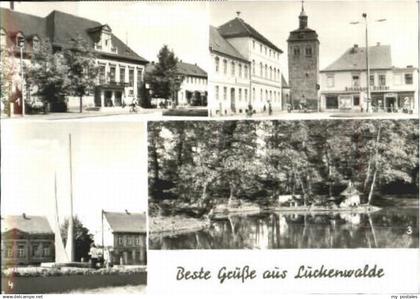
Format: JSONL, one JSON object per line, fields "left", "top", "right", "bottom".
{"left": 266, "top": 204, "right": 382, "bottom": 214}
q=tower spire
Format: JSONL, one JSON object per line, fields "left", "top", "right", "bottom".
{"left": 301, "top": 0, "right": 304, "bottom": 12}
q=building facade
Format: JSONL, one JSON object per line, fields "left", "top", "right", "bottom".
{"left": 209, "top": 14, "right": 283, "bottom": 116}
{"left": 176, "top": 61, "right": 208, "bottom": 107}
{"left": 0, "top": 8, "right": 148, "bottom": 113}
{"left": 287, "top": 5, "right": 319, "bottom": 110}
{"left": 320, "top": 44, "right": 418, "bottom": 113}
{"left": 1, "top": 215, "right": 55, "bottom": 267}
{"left": 102, "top": 211, "right": 147, "bottom": 266}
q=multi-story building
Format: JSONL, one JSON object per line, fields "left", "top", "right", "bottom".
{"left": 287, "top": 4, "right": 320, "bottom": 110}
{"left": 1, "top": 214, "right": 55, "bottom": 267}
{"left": 209, "top": 14, "right": 283, "bottom": 116}
{"left": 0, "top": 8, "right": 148, "bottom": 113}
{"left": 176, "top": 61, "right": 207, "bottom": 107}
{"left": 102, "top": 211, "right": 147, "bottom": 265}
{"left": 320, "top": 43, "right": 418, "bottom": 113}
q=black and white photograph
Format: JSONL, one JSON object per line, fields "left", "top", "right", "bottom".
{"left": 1, "top": 122, "right": 147, "bottom": 294}
{"left": 0, "top": 1, "right": 208, "bottom": 120}
{"left": 148, "top": 119, "right": 418, "bottom": 249}
{"left": 208, "top": 1, "right": 418, "bottom": 119}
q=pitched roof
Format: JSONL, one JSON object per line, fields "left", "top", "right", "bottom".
{"left": 288, "top": 27, "right": 319, "bottom": 42}
{"left": 103, "top": 211, "right": 146, "bottom": 233}
{"left": 322, "top": 44, "right": 392, "bottom": 72}
{"left": 0, "top": 8, "right": 147, "bottom": 64}
{"left": 1, "top": 215, "right": 53, "bottom": 234}
{"left": 177, "top": 61, "right": 207, "bottom": 78}
{"left": 217, "top": 18, "right": 283, "bottom": 53}
{"left": 209, "top": 26, "right": 248, "bottom": 62}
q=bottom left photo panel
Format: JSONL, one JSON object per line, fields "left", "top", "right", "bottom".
{"left": 1, "top": 121, "right": 148, "bottom": 294}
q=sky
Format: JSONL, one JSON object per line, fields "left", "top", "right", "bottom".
{"left": 1, "top": 1, "right": 210, "bottom": 70}
{"left": 1, "top": 122, "right": 147, "bottom": 240}
{"left": 210, "top": 0, "right": 418, "bottom": 78}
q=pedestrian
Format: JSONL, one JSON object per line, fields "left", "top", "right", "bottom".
{"left": 88, "top": 243, "right": 99, "bottom": 269}
{"left": 268, "top": 102, "right": 272, "bottom": 115}
{"left": 103, "top": 247, "right": 112, "bottom": 269}
{"left": 130, "top": 98, "right": 138, "bottom": 112}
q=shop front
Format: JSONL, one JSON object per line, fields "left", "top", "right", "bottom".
{"left": 94, "top": 82, "right": 128, "bottom": 108}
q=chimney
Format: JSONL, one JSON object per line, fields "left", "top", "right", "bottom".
{"left": 353, "top": 44, "right": 358, "bottom": 48}
{"left": 236, "top": 11, "right": 241, "bottom": 18}
{"left": 22, "top": 213, "right": 28, "bottom": 219}
{"left": 407, "top": 65, "right": 413, "bottom": 68}
{"left": 376, "top": 42, "right": 381, "bottom": 46}
{"left": 125, "top": 209, "right": 130, "bottom": 215}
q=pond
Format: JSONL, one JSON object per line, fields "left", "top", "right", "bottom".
{"left": 149, "top": 207, "right": 418, "bottom": 249}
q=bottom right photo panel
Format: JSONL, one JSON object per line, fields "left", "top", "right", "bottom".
{"left": 148, "top": 119, "right": 419, "bottom": 250}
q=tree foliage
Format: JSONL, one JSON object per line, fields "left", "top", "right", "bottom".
{"left": 61, "top": 216, "right": 94, "bottom": 262}
{"left": 149, "top": 120, "right": 419, "bottom": 209}
{"left": 146, "top": 45, "right": 183, "bottom": 104}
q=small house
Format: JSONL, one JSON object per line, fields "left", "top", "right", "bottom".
{"left": 102, "top": 210, "right": 147, "bottom": 265}
{"left": 1, "top": 214, "right": 55, "bottom": 267}
{"left": 339, "top": 182, "right": 361, "bottom": 207}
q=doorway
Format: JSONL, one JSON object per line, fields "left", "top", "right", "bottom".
{"left": 230, "top": 88, "right": 236, "bottom": 112}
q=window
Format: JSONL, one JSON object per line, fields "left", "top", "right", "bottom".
{"left": 265, "top": 65, "right": 268, "bottom": 78}
{"left": 293, "top": 46, "right": 300, "bottom": 56}
{"left": 239, "top": 88, "right": 242, "bottom": 101}
{"left": 32, "top": 36, "right": 40, "bottom": 51}
{"left": 245, "top": 89, "right": 248, "bottom": 101}
{"left": 252, "top": 88, "right": 255, "bottom": 102}
{"left": 327, "top": 74, "right": 335, "bottom": 88}
{"left": 99, "top": 64, "right": 106, "bottom": 83}
{"left": 277, "top": 70, "right": 280, "bottom": 81}
{"left": 270, "top": 90, "right": 272, "bottom": 100}
{"left": 215, "top": 56, "right": 219, "bottom": 72}
{"left": 231, "top": 61, "right": 235, "bottom": 76}
{"left": 305, "top": 47, "right": 312, "bottom": 57}
{"left": 352, "top": 74, "right": 360, "bottom": 87}
{"left": 264, "top": 46, "right": 267, "bottom": 55}
{"left": 252, "top": 40, "right": 255, "bottom": 49}
{"left": 127, "top": 237, "right": 133, "bottom": 245}
{"left": 109, "top": 66, "right": 116, "bottom": 82}
{"left": 137, "top": 69, "right": 143, "bottom": 85}
{"left": 269, "top": 67, "right": 273, "bottom": 80}
{"left": 379, "top": 74, "right": 386, "bottom": 86}
{"left": 7, "top": 246, "right": 13, "bottom": 258}
{"left": 129, "top": 69, "right": 134, "bottom": 86}
{"left": 259, "top": 62, "right": 263, "bottom": 77}
{"left": 260, "top": 89, "right": 263, "bottom": 102}
{"left": 118, "top": 236, "right": 124, "bottom": 245}
{"left": 252, "top": 60, "right": 255, "bottom": 75}
{"left": 17, "top": 245, "right": 25, "bottom": 258}
{"left": 265, "top": 90, "right": 268, "bottom": 101}
{"left": 269, "top": 49, "right": 272, "bottom": 57}
{"left": 370, "top": 74, "right": 375, "bottom": 86}
{"left": 326, "top": 96, "right": 339, "bottom": 109}
{"left": 0, "top": 28, "right": 6, "bottom": 48}
{"left": 223, "top": 59, "right": 227, "bottom": 74}
{"left": 223, "top": 87, "right": 227, "bottom": 101}
{"left": 244, "top": 65, "right": 248, "bottom": 79}
{"left": 119, "top": 67, "right": 125, "bottom": 83}
{"left": 43, "top": 246, "right": 50, "bottom": 257}
{"left": 260, "top": 44, "right": 262, "bottom": 53}
{"left": 215, "top": 85, "right": 219, "bottom": 100}
{"left": 135, "top": 237, "right": 140, "bottom": 245}
{"left": 239, "top": 64, "right": 242, "bottom": 78}
{"left": 353, "top": 96, "right": 360, "bottom": 106}
{"left": 273, "top": 68, "right": 276, "bottom": 81}
{"left": 405, "top": 73, "right": 413, "bottom": 85}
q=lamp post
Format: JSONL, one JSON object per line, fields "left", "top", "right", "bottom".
{"left": 350, "top": 15, "right": 386, "bottom": 113}
{"left": 17, "top": 35, "right": 25, "bottom": 116}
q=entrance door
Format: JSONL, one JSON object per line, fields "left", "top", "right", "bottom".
{"left": 230, "top": 88, "right": 236, "bottom": 112}
{"left": 114, "top": 91, "right": 122, "bottom": 106}
{"left": 385, "top": 97, "right": 396, "bottom": 112}
{"left": 326, "top": 96, "right": 338, "bottom": 109}
{"left": 105, "top": 91, "right": 113, "bottom": 107}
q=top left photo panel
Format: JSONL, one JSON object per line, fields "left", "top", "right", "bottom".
{"left": 0, "top": 1, "right": 209, "bottom": 121}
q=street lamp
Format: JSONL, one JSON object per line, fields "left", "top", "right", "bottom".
{"left": 17, "top": 35, "right": 25, "bottom": 116}
{"left": 350, "top": 14, "right": 386, "bottom": 113}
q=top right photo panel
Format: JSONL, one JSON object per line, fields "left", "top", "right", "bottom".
{"left": 208, "top": 1, "right": 418, "bottom": 119}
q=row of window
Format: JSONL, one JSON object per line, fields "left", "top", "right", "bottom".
{"left": 117, "top": 235, "right": 142, "bottom": 246}
{"left": 326, "top": 72, "right": 413, "bottom": 88}
{"left": 252, "top": 60, "right": 281, "bottom": 82}
{"left": 2, "top": 242, "right": 51, "bottom": 258}
{"left": 184, "top": 76, "right": 207, "bottom": 85}
{"left": 214, "top": 85, "right": 281, "bottom": 103}
{"left": 214, "top": 56, "right": 249, "bottom": 79}
{"left": 252, "top": 39, "right": 281, "bottom": 60}
{"left": 99, "top": 64, "right": 143, "bottom": 87}
{"left": 292, "top": 45, "right": 313, "bottom": 58}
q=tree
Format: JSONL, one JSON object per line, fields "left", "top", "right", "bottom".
{"left": 61, "top": 216, "right": 94, "bottom": 262}
{"left": 64, "top": 35, "right": 99, "bottom": 113}
{"left": 26, "top": 39, "right": 69, "bottom": 110}
{"left": 147, "top": 45, "right": 183, "bottom": 105}
{"left": 0, "top": 47, "right": 17, "bottom": 114}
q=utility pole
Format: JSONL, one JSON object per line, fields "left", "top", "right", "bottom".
{"left": 17, "top": 35, "right": 25, "bottom": 116}
{"left": 363, "top": 13, "right": 370, "bottom": 113}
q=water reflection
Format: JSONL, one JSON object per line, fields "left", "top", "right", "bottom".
{"left": 149, "top": 208, "right": 419, "bottom": 249}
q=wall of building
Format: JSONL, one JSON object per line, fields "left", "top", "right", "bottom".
{"left": 178, "top": 75, "right": 207, "bottom": 106}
